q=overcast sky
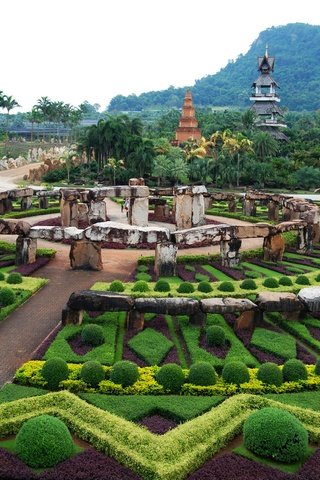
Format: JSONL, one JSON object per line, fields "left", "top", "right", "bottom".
{"left": 1, "top": 0, "right": 319, "bottom": 112}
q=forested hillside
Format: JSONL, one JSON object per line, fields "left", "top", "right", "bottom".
{"left": 108, "top": 23, "right": 320, "bottom": 112}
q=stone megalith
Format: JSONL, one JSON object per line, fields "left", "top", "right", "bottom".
{"left": 263, "top": 233, "right": 285, "bottom": 262}
{"left": 154, "top": 242, "right": 178, "bottom": 278}
{"left": 69, "top": 239, "right": 102, "bottom": 270}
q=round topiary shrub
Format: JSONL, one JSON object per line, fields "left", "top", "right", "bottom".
{"left": 222, "top": 361, "right": 249, "bottom": 385}
{"left": 177, "top": 282, "right": 195, "bottom": 293}
{"left": 6, "top": 272, "right": 23, "bottom": 284}
{"left": 243, "top": 407, "right": 308, "bottom": 463}
{"left": 315, "top": 358, "right": 320, "bottom": 375}
{"left": 132, "top": 280, "right": 150, "bottom": 292}
{"left": 110, "top": 360, "right": 139, "bottom": 387}
{"left": 154, "top": 280, "right": 171, "bottom": 292}
{"left": 315, "top": 273, "right": 320, "bottom": 283}
{"left": 295, "top": 275, "right": 310, "bottom": 286}
{"left": 278, "top": 276, "right": 293, "bottom": 286}
{"left": 198, "top": 281, "right": 213, "bottom": 293}
{"left": 257, "top": 362, "right": 283, "bottom": 386}
{"left": 80, "top": 360, "right": 105, "bottom": 387}
{"left": 283, "top": 359, "right": 308, "bottom": 382}
{"left": 137, "top": 265, "right": 149, "bottom": 273}
{"left": 0, "top": 287, "right": 15, "bottom": 306}
{"left": 156, "top": 363, "right": 185, "bottom": 393}
{"left": 15, "top": 415, "right": 74, "bottom": 468}
{"left": 217, "top": 281, "right": 235, "bottom": 292}
{"left": 109, "top": 280, "right": 125, "bottom": 292}
{"left": 81, "top": 324, "right": 104, "bottom": 346}
{"left": 263, "top": 277, "right": 279, "bottom": 288}
{"left": 188, "top": 362, "right": 216, "bottom": 386}
{"left": 240, "top": 279, "right": 257, "bottom": 290}
{"left": 0, "top": 271, "right": 5, "bottom": 281}
{"left": 42, "top": 357, "right": 69, "bottom": 390}
{"left": 206, "top": 325, "right": 226, "bottom": 347}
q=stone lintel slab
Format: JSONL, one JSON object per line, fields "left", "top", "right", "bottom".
{"left": 174, "top": 224, "right": 231, "bottom": 245}
{"left": 68, "top": 291, "right": 134, "bottom": 311}
{"left": 0, "top": 219, "right": 31, "bottom": 236}
{"left": 84, "top": 221, "right": 170, "bottom": 244}
{"left": 37, "top": 190, "right": 61, "bottom": 197}
{"left": 298, "top": 287, "right": 320, "bottom": 313}
{"left": 276, "top": 220, "right": 307, "bottom": 232}
{"left": 255, "top": 292, "right": 303, "bottom": 312}
{"left": 200, "top": 298, "right": 257, "bottom": 313}
{"left": 134, "top": 298, "right": 199, "bottom": 315}
{"left": 29, "top": 226, "right": 64, "bottom": 240}
{"left": 8, "top": 188, "right": 33, "bottom": 198}
{"left": 64, "top": 227, "right": 84, "bottom": 240}
{"left": 61, "top": 189, "right": 81, "bottom": 201}
{"left": 92, "top": 186, "right": 150, "bottom": 200}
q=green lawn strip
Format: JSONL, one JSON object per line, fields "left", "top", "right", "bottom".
{"left": 202, "top": 264, "right": 232, "bottom": 281}
{"left": 79, "top": 393, "right": 224, "bottom": 421}
{"left": 114, "top": 311, "right": 126, "bottom": 363}
{"left": 0, "top": 276, "right": 47, "bottom": 292}
{"left": 285, "top": 252, "right": 320, "bottom": 265}
{"left": 270, "top": 314, "right": 320, "bottom": 354}
{"left": 158, "top": 276, "right": 183, "bottom": 284}
{"left": 0, "top": 290, "right": 34, "bottom": 322}
{"left": 250, "top": 328, "right": 296, "bottom": 361}
{"left": 281, "top": 260, "right": 320, "bottom": 272}
{"left": 265, "top": 391, "right": 320, "bottom": 411}
{"left": 43, "top": 312, "right": 118, "bottom": 364}
{"left": 0, "top": 384, "right": 47, "bottom": 403}
{"left": 165, "top": 315, "right": 187, "bottom": 368}
{"left": 128, "top": 328, "right": 174, "bottom": 365}
{"left": 302, "top": 316, "right": 320, "bottom": 329}
{"left": 234, "top": 444, "right": 314, "bottom": 474}
{"left": 207, "top": 314, "right": 259, "bottom": 368}
{"left": 0, "top": 392, "right": 320, "bottom": 480}
{"left": 241, "top": 262, "right": 283, "bottom": 278}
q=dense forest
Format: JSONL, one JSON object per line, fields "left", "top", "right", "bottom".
{"left": 108, "top": 23, "right": 320, "bottom": 112}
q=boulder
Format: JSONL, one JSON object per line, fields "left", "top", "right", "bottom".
{"left": 298, "top": 287, "right": 320, "bottom": 313}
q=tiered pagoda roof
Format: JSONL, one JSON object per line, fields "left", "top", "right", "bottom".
{"left": 174, "top": 90, "right": 202, "bottom": 144}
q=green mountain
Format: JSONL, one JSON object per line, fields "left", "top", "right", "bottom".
{"left": 108, "top": 23, "right": 320, "bottom": 112}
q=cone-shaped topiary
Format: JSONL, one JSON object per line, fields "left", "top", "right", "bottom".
{"left": 188, "top": 362, "right": 216, "bottom": 386}
{"left": 16, "top": 415, "right": 74, "bottom": 468}
{"left": 80, "top": 360, "right": 105, "bottom": 387}
{"left": 177, "top": 282, "right": 195, "bottom": 293}
{"left": 109, "top": 280, "right": 125, "bottom": 292}
{"left": 81, "top": 324, "right": 104, "bottom": 346}
{"left": 42, "top": 357, "right": 69, "bottom": 390}
{"left": 244, "top": 407, "right": 308, "bottom": 463}
{"left": 283, "top": 359, "right": 308, "bottom": 382}
{"left": 206, "top": 325, "right": 226, "bottom": 347}
{"left": 156, "top": 363, "right": 185, "bottom": 393}
{"left": 257, "top": 362, "right": 283, "bottom": 386}
{"left": 154, "top": 280, "right": 171, "bottom": 292}
{"left": 0, "top": 287, "right": 15, "bottom": 306}
{"left": 222, "top": 361, "right": 249, "bottom": 385}
{"left": 110, "top": 360, "right": 139, "bottom": 387}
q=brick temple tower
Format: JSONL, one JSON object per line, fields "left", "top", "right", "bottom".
{"left": 250, "top": 46, "right": 288, "bottom": 140}
{"left": 174, "top": 90, "right": 202, "bottom": 145}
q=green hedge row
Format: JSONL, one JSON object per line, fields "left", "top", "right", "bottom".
{"left": 3, "top": 206, "right": 60, "bottom": 219}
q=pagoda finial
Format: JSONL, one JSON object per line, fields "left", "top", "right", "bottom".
{"left": 265, "top": 44, "right": 269, "bottom": 58}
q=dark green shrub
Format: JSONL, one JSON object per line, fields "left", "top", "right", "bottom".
{"left": 6, "top": 272, "right": 23, "bottom": 284}
{"left": 137, "top": 265, "right": 149, "bottom": 273}
{"left": 244, "top": 407, "right": 308, "bottom": 463}
{"left": 81, "top": 324, "right": 104, "bottom": 346}
{"left": 132, "top": 280, "right": 150, "bottom": 292}
{"left": 80, "top": 360, "right": 105, "bottom": 387}
{"left": 245, "top": 270, "right": 262, "bottom": 279}
{"left": 240, "top": 279, "right": 257, "bottom": 290}
{"left": 206, "top": 325, "right": 226, "bottom": 347}
{"left": 314, "top": 358, "right": 320, "bottom": 375}
{"left": 217, "top": 281, "right": 235, "bottom": 292}
{"left": 198, "top": 281, "right": 213, "bottom": 293}
{"left": 283, "top": 359, "right": 308, "bottom": 381}
{"left": 222, "top": 361, "right": 249, "bottom": 385}
{"left": 41, "top": 358, "right": 69, "bottom": 390}
{"left": 0, "top": 287, "right": 15, "bottom": 306}
{"left": 136, "top": 272, "right": 152, "bottom": 282}
{"left": 263, "top": 277, "right": 279, "bottom": 288}
{"left": 188, "top": 362, "right": 216, "bottom": 386}
{"left": 16, "top": 415, "right": 74, "bottom": 468}
{"left": 177, "top": 282, "right": 195, "bottom": 293}
{"left": 156, "top": 363, "right": 185, "bottom": 393}
{"left": 154, "top": 280, "right": 171, "bottom": 292}
{"left": 315, "top": 273, "right": 320, "bottom": 283}
{"left": 257, "top": 362, "right": 283, "bottom": 386}
{"left": 278, "top": 276, "right": 293, "bottom": 286}
{"left": 0, "top": 272, "right": 5, "bottom": 281}
{"left": 109, "top": 280, "right": 125, "bottom": 292}
{"left": 110, "top": 360, "right": 139, "bottom": 387}
{"left": 295, "top": 275, "right": 310, "bottom": 285}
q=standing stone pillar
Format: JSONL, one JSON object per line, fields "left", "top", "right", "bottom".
{"left": 297, "top": 226, "right": 313, "bottom": 254}
{"left": 20, "top": 196, "right": 33, "bottom": 211}
{"left": 243, "top": 199, "right": 256, "bottom": 216}
{"left": 154, "top": 242, "right": 178, "bottom": 278}
{"left": 282, "top": 206, "right": 291, "bottom": 221}
{"left": 228, "top": 198, "right": 237, "bottom": 213}
{"left": 263, "top": 233, "right": 285, "bottom": 262}
{"left": 175, "top": 192, "right": 192, "bottom": 229}
{"left": 313, "top": 222, "right": 320, "bottom": 243}
{"left": 15, "top": 235, "right": 37, "bottom": 265}
{"left": 62, "top": 308, "right": 83, "bottom": 325}
{"left": 60, "top": 199, "right": 78, "bottom": 227}
{"left": 69, "top": 239, "right": 103, "bottom": 270}
{"left": 203, "top": 195, "right": 213, "bottom": 211}
{"left": 3, "top": 198, "right": 13, "bottom": 213}
{"left": 88, "top": 200, "right": 107, "bottom": 224}
{"left": 220, "top": 237, "right": 241, "bottom": 267}
{"left": 129, "top": 197, "right": 149, "bottom": 227}
{"left": 126, "top": 310, "right": 145, "bottom": 331}
{"left": 192, "top": 193, "right": 206, "bottom": 227}
{"left": 39, "top": 196, "right": 49, "bottom": 209}
{"left": 267, "top": 200, "right": 279, "bottom": 221}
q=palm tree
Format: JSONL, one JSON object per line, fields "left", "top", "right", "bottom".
{"left": 3, "top": 95, "right": 20, "bottom": 132}
{"left": 106, "top": 157, "right": 125, "bottom": 185}
{"left": 253, "top": 131, "right": 279, "bottom": 162}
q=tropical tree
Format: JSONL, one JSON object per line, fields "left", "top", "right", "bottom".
{"left": 2, "top": 95, "right": 20, "bottom": 132}
{"left": 105, "top": 157, "right": 125, "bottom": 185}
{"left": 252, "top": 131, "right": 279, "bottom": 162}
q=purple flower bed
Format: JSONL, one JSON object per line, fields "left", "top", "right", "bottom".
{"left": 0, "top": 260, "right": 14, "bottom": 268}
{"left": 148, "top": 212, "right": 175, "bottom": 224}
{"left": 199, "top": 331, "right": 229, "bottom": 359}
{"left": 176, "top": 264, "right": 195, "bottom": 282}
{"left": 32, "top": 323, "right": 62, "bottom": 360}
{"left": 248, "top": 258, "right": 292, "bottom": 276}
{"left": 296, "top": 342, "right": 316, "bottom": 364}
{"left": 195, "top": 265, "right": 217, "bottom": 282}
{"left": 138, "top": 414, "right": 177, "bottom": 434}
{"left": 0, "top": 448, "right": 36, "bottom": 480}
{"left": 34, "top": 216, "right": 61, "bottom": 227}
{"left": 13, "top": 256, "right": 51, "bottom": 276}
{"left": 287, "top": 248, "right": 320, "bottom": 260}
{"left": 283, "top": 256, "right": 318, "bottom": 267}
{"left": 68, "top": 334, "right": 93, "bottom": 355}
{"left": 209, "top": 262, "right": 245, "bottom": 280}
